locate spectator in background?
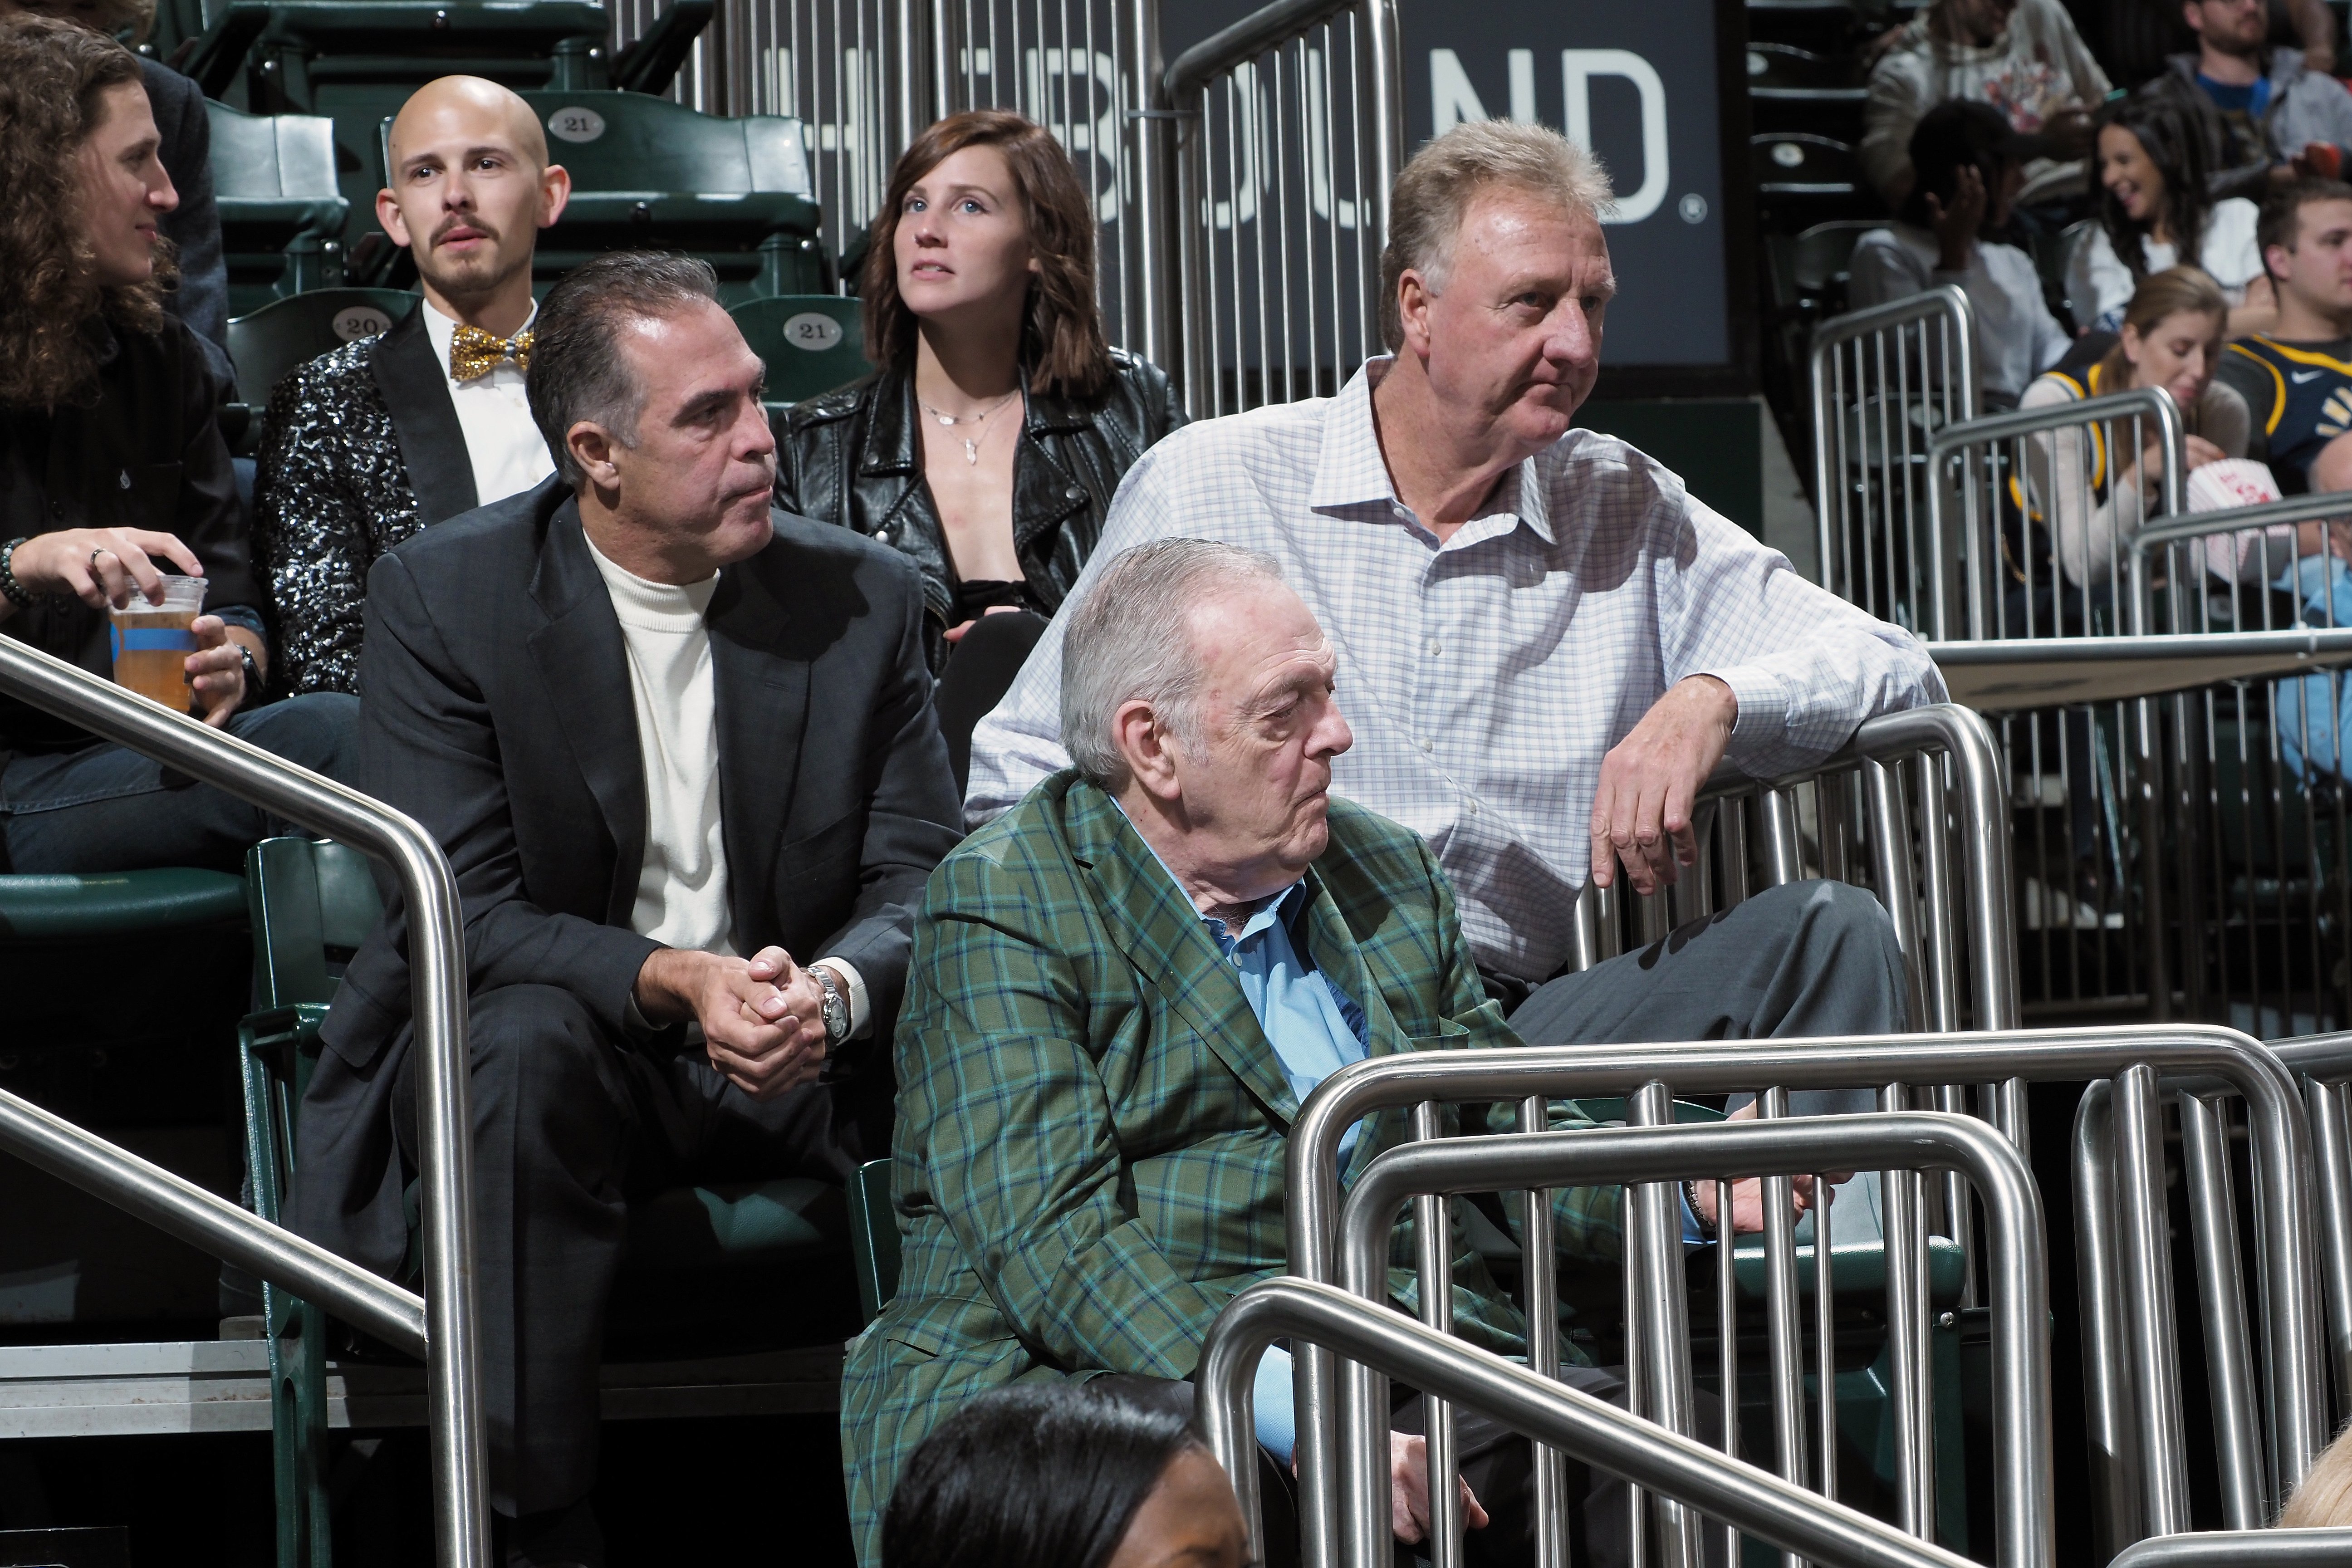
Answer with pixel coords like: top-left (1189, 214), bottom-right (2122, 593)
top-left (1861, 0), bottom-right (2108, 206)
top-left (2150, 0), bottom-right (2352, 204)
top-left (0, 16), bottom-right (353, 872)
top-left (2263, 421), bottom-right (2352, 784)
top-left (0, 0), bottom-right (230, 392)
top-left (2216, 177), bottom-right (2352, 488)
top-left (2069, 93), bottom-right (2274, 335)
top-left (2019, 266), bottom-right (2249, 591)
top-left (776, 110), bottom-right (1184, 791)
top-left (1851, 99), bottom-right (2070, 408)
top-left (253, 76), bottom-right (571, 697)
top-left (881, 1384), bottom-right (1248, 1568)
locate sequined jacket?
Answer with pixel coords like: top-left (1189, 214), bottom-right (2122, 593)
top-left (773, 351), bottom-right (1184, 673)
top-left (252, 301), bottom-right (482, 696)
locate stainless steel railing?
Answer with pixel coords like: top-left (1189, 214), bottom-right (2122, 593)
top-left (2108, 1529), bottom-right (2352, 1567)
top-left (1809, 289), bottom-right (1979, 640)
top-left (0, 637), bottom-right (484, 1568)
top-left (1285, 1028), bottom-right (2326, 1568)
top-left (1165, 0), bottom-right (1401, 419)
top-left (1196, 1276), bottom-right (1982, 1568)
top-left (1332, 1113), bottom-right (2050, 1568)
top-left (2273, 1030), bottom-right (2352, 1431)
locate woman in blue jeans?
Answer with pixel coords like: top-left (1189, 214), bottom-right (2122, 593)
top-left (0, 17), bottom-right (355, 873)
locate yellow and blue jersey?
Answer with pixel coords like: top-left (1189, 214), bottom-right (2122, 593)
top-left (2218, 334), bottom-right (2352, 489)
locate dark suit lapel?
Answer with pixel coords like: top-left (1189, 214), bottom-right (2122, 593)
top-left (524, 497), bottom-right (645, 923)
top-left (706, 516), bottom-right (810, 937)
top-left (1066, 784), bottom-right (1298, 1121)
top-left (370, 302), bottom-right (479, 525)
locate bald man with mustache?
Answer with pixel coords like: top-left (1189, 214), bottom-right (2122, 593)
top-left (253, 75), bottom-right (573, 695)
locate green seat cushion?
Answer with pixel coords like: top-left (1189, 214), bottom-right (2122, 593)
top-left (1729, 1233), bottom-right (1968, 1309)
top-left (0, 869), bottom-right (247, 939)
top-left (619, 1177), bottom-right (850, 1271)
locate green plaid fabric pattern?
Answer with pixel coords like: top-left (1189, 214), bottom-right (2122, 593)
top-left (839, 772), bottom-right (1624, 1561)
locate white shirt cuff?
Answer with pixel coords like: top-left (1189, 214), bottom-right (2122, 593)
top-left (811, 957), bottom-right (872, 1039)
top-left (1705, 667), bottom-right (1785, 747)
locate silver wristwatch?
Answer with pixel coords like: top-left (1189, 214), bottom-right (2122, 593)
top-left (810, 963), bottom-right (851, 1050)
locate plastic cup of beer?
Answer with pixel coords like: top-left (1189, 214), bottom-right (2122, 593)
top-left (108, 575), bottom-right (206, 712)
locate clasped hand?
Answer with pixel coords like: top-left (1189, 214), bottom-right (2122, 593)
top-left (633, 945), bottom-right (828, 1099)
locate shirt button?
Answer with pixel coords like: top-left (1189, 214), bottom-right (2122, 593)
top-left (1426, 639), bottom-right (1441, 658)
top-left (1467, 800), bottom-right (1480, 816)
top-left (1419, 737), bottom-right (1435, 753)
top-left (1065, 484), bottom-right (1084, 500)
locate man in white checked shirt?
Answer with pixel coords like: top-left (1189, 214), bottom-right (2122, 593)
top-left (966, 119), bottom-right (1946, 1117)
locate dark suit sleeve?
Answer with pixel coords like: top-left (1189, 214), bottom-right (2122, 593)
top-left (813, 550), bottom-right (964, 1041)
top-left (345, 551), bottom-right (660, 1039)
top-left (172, 324), bottom-right (265, 637)
top-left (142, 60), bottom-right (231, 391)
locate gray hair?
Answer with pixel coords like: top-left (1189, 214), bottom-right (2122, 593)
top-left (1379, 119), bottom-right (1614, 350)
top-left (526, 250), bottom-right (722, 486)
top-left (1060, 538), bottom-right (1286, 789)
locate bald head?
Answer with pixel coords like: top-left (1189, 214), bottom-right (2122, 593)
top-left (388, 75), bottom-right (548, 174)
top-left (378, 75), bottom-right (568, 327)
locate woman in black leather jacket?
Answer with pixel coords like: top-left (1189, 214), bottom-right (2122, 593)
top-left (774, 109), bottom-right (1184, 782)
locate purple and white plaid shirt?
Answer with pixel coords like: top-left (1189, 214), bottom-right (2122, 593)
top-left (965, 361), bottom-right (1947, 983)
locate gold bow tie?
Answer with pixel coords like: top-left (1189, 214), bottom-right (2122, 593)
top-left (450, 324), bottom-right (533, 382)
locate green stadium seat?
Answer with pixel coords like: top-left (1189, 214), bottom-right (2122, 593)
top-left (237, 836), bottom-right (858, 1561)
top-left (731, 295), bottom-right (871, 418)
top-left (204, 101), bottom-right (349, 314)
top-left (374, 92), bottom-right (827, 303)
top-left (0, 868), bottom-right (246, 939)
top-left (224, 287), bottom-right (415, 431)
top-left (848, 1157), bottom-right (899, 1325)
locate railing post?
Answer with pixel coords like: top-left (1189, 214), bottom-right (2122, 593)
top-left (1124, 0), bottom-right (1174, 371)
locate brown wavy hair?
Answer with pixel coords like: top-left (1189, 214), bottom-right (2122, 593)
top-left (0, 14), bottom-right (175, 412)
top-left (861, 110), bottom-right (1113, 400)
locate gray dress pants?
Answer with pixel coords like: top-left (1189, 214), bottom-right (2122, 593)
top-left (1501, 878), bottom-right (1911, 1115)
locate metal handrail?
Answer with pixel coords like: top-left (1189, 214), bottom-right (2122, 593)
top-left (1195, 1277), bottom-right (1980, 1568)
top-left (1332, 1113), bottom-right (2052, 1568)
top-left (1284, 1027), bottom-right (2324, 1568)
top-left (1808, 287), bottom-right (1977, 633)
top-left (2269, 1031), bottom-right (2352, 1439)
top-left (1163, 0), bottom-right (1358, 94)
top-left (0, 636), bottom-right (484, 1568)
top-left (1927, 386), bottom-right (2186, 641)
top-left (2108, 1530), bottom-right (2352, 1567)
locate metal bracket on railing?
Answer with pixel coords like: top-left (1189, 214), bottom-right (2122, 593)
top-left (0, 636), bottom-right (485, 1568)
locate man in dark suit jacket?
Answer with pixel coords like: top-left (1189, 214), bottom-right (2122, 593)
top-left (289, 251), bottom-right (962, 1568)
top-left (253, 75), bottom-right (572, 695)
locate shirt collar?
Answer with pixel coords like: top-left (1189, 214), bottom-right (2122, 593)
top-left (1308, 356), bottom-right (1558, 547)
top-left (1110, 799), bottom-right (1307, 946)
top-left (422, 297), bottom-right (540, 382)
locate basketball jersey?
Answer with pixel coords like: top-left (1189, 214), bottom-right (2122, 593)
top-left (2004, 337), bottom-right (2118, 602)
top-left (2220, 334), bottom-right (2352, 489)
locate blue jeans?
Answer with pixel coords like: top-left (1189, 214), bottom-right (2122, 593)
top-left (0, 692), bottom-right (360, 874)
top-left (2277, 556), bottom-right (2352, 784)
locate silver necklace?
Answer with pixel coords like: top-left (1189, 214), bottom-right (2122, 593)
top-left (917, 389), bottom-right (1019, 465)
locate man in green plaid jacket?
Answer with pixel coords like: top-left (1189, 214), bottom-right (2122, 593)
top-left (840, 541), bottom-right (1794, 1565)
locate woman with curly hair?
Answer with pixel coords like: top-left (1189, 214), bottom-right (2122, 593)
top-left (775, 110), bottom-right (1185, 788)
top-left (0, 14), bottom-right (353, 873)
top-left (0, 0), bottom-right (230, 386)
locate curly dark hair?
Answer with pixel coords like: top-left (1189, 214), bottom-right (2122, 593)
top-left (861, 110), bottom-right (1114, 401)
top-left (0, 14), bottom-right (175, 412)
top-left (2093, 91), bottom-right (2214, 284)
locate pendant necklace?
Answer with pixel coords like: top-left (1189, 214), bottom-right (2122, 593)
top-left (917, 389), bottom-right (1019, 465)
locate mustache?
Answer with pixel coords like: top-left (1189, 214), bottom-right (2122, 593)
top-left (431, 214), bottom-right (499, 248)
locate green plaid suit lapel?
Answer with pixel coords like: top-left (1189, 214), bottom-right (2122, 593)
top-left (1064, 782), bottom-right (1300, 1121)
top-left (1296, 869), bottom-right (1415, 1187)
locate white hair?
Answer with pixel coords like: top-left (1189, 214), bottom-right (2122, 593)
top-left (1059, 538), bottom-right (1286, 789)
